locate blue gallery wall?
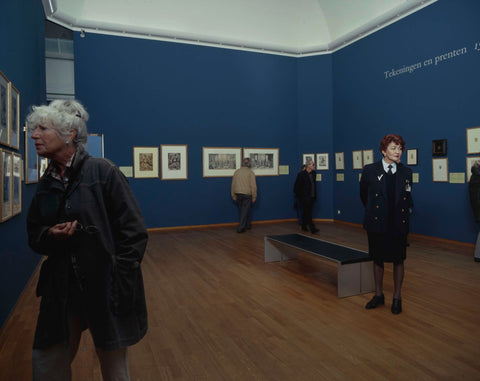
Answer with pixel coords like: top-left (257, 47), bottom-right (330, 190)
top-left (332, 0), bottom-right (480, 243)
top-left (74, 35), bottom-right (334, 228)
top-left (0, 1), bottom-right (46, 329)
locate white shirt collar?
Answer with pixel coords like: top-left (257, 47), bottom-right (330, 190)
top-left (382, 159), bottom-right (397, 174)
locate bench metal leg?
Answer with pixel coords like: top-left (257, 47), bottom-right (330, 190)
top-left (264, 238), bottom-right (299, 263)
top-left (337, 261), bottom-right (374, 297)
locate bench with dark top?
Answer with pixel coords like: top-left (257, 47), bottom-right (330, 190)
top-left (264, 234), bottom-right (374, 297)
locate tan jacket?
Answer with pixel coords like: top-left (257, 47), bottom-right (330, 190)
top-left (231, 166), bottom-right (257, 202)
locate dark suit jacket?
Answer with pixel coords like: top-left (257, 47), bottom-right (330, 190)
top-left (360, 161), bottom-right (413, 235)
top-left (294, 170), bottom-right (317, 200)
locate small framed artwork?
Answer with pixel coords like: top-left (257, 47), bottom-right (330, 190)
top-left (406, 149), bottom-right (418, 166)
top-left (362, 149), bottom-right (374, 166)
top-left (352, 150), bottom-right (363, 169)
top-left (432, 158), bottom-right (448, 182)
top-left (467, 127), bottom-right (480, 154)
top-left (432, 139), bottom-right (447, 156)
top-left (316, 153), bottom-right (329, 170)
top-left (133, 146), bottom-right (159, 179)
top-left (243, 148), bottom-right (279, 176)
top-left (302, 153), bottom-right (315, 166)
top-left (467, 156), bottom-right (480, 182)
top-left (1, 149), bottom-right (13, 222)
top-left (335, 152), bottom-right (344, 170)
top-left (39, 157), bottom-right (49, 178)
top-left (0, 71), bottom-right (9, 147)
top-left (12, 153), bottom-right (21, 216)
top-left (8, 83), bottom-right (19, 149)
top-left (203, 147), bottom-right (242, 177)
top-left (161, 144), bottom-right (188, 180)
top-left (25, 126), bottom-right (39, 183)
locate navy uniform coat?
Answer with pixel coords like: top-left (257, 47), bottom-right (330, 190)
top-left (360, 161), bottom-right (413, 236)
top-left (27, 148), bottom-right (148, 350)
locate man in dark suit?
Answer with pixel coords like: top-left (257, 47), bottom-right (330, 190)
top-left (294, 160), bottom-right (319, 233)
top-left (360, 134), bottom-right (413, 314)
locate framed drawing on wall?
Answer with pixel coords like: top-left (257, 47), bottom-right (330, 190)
top-left (335, 152), bottom-right (344, 170)
top-left (203, 147), bottom-right (241, 177)
top-left (467, 127), bottom-right (480, 154)
top-left (133, 146), bottom-right (159, 179)
top-left (432, 139), bottom-right (447, 156)
top-left (161, 144), bottom-right (188, 180)
top-left (362, 149), bottom-right (374, 166)
top-left (352, 150), bottom-right (363, 169)
top-left (406, 149), bottom-right (418, 166)
top-left (316, 153), bottom-right (329, 170)
top-left (432, 158), bottom-right (448, 182)
top-left (1, 149), bottom-right (13, 222)
top-left (25, 126), bottom-right (38, 183)
top-left (8, 83), bottom-right (19, 149)
top-left (12, 153), bottom-right (21, 216)
top-left (0, 71), bottom-right (9, 147)
top-left (39, 157), bottom-right (49, 178)
top-left (467, 156), bottom-right (480, 182)
top-left (243, 147), bottom-right (279, 176)
top-left (302, 153), bottom-right (315, 166)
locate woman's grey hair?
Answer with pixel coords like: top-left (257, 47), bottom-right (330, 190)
top-left (26, 99), bottom-right (89, 150)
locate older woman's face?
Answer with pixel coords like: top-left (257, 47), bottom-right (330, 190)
top-left (31, 123), bottom-right (68, 159)
top-left (382, 141), bottom-right (403, 164)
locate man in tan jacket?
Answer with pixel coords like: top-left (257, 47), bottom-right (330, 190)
top-left (231, 157), bottom-right (257, 233)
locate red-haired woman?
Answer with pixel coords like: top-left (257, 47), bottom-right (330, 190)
top-left (360, 134), bottom-right (413, 314)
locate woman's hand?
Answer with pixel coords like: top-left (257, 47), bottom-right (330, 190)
top-left (47, 220), bottom-right (78, 240)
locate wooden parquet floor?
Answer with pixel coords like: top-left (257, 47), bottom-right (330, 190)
top-left (1, 221), bottom-right (479, 380)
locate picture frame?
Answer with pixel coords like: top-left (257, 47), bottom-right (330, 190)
top-left (335, 152), bottom-right (344, 170)
top-left (1, 149), bottom-right (13, 222)
top-left (432, 139), bottom-right (447, 156)
top-left (25, 126), bottom-right (39, 184)
top-left (302, 153), bottom-right (315, 166)
top-left (161, 144), bottom-right (188, 180)
top-left (406, 149), bottom-right (418, 166)
top-left (8, 83), bottom-right (19, 149)
top-left (203, 147), bottom-right (242, 177)
top-left (467, 156), bottom-right (480, 182)
top-left (133, 146), bottom-right (159, 179)
top-left (352, 150), bottom-right (363, 169)
top-left (432, 158), bottom-right (448, 182)
top-left (362, 149), bottom-right (374, 166)
top-left (467, 127), bottom-right (480, 154)
top-left (0, 71), bottom-right (9, 147)
top-left (243, 147), bottom-right (279, 176)
top-left (316, 153), bottom-right (329, 170)
top-left (12, 153), bottom-right (21, 216)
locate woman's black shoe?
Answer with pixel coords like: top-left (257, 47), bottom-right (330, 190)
top-left (365, 294), bottom-right (385, 309)
top-left (391, 298), bottom-right (402, 314)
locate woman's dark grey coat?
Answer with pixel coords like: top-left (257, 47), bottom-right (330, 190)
top-left (27, 148), bottom-right (148, 350)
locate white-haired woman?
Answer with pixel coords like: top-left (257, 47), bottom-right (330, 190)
top-left (26, 100), bottom-right (148, 380)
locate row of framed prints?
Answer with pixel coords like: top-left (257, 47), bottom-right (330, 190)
top-left (0, 70), bottom-right (20, 150)
top-left (0, 149), bottom-right (21, 223)
top-left (133, 146), bottom-right (280, 179)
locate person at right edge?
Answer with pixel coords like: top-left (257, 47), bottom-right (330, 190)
top-left (360, 134), bottom-right (413, 314)
top-left (294, 160), bottom-right (319, 233)
top-left (468, 160), bottom-right (480, 262)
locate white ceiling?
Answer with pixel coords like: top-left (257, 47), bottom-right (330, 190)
top-left (42, 0), bottom-right (437, 56)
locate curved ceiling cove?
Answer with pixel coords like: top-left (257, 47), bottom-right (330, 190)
top-left (42, 0), bottom-right (437, 56)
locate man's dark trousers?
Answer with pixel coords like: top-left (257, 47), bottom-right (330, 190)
top-left (236, 193), bottom-right (252, 232)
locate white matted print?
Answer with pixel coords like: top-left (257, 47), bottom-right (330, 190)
top-left (0, 71), bottom-right (9, 147)
top-left (352, 150), bottom-right (363, 169)
top-left (1, 149), bottom-right (13, 222)
top-left (467, 156), bottom-right (480, 182)
top-left (161, 145), bottom-right (187, 180)
top-left (243, 148), bottom-right (279, 176)
top-left (467, 127), bottom-right (480, 154)
top-left (203, 147), bottom-right (241, 177)
top-left (316, 153), bottom-right (329, 170)
top-left (362, 149), bottom-right (374, 166)
top-left (8, 83), bottom-right (20, 149)
top-left (302, 153), bottom-right (315, 166)
top-left (133, 146), bottom-right (159, 179)
top-left (432, 158), bottom-right (448, 182)
top-left (12, 153), bottom-right (21, 216)
top-left (406, 149), bottom-right (418, 166)
top-left (335, 152), bottom-right (344, 170)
